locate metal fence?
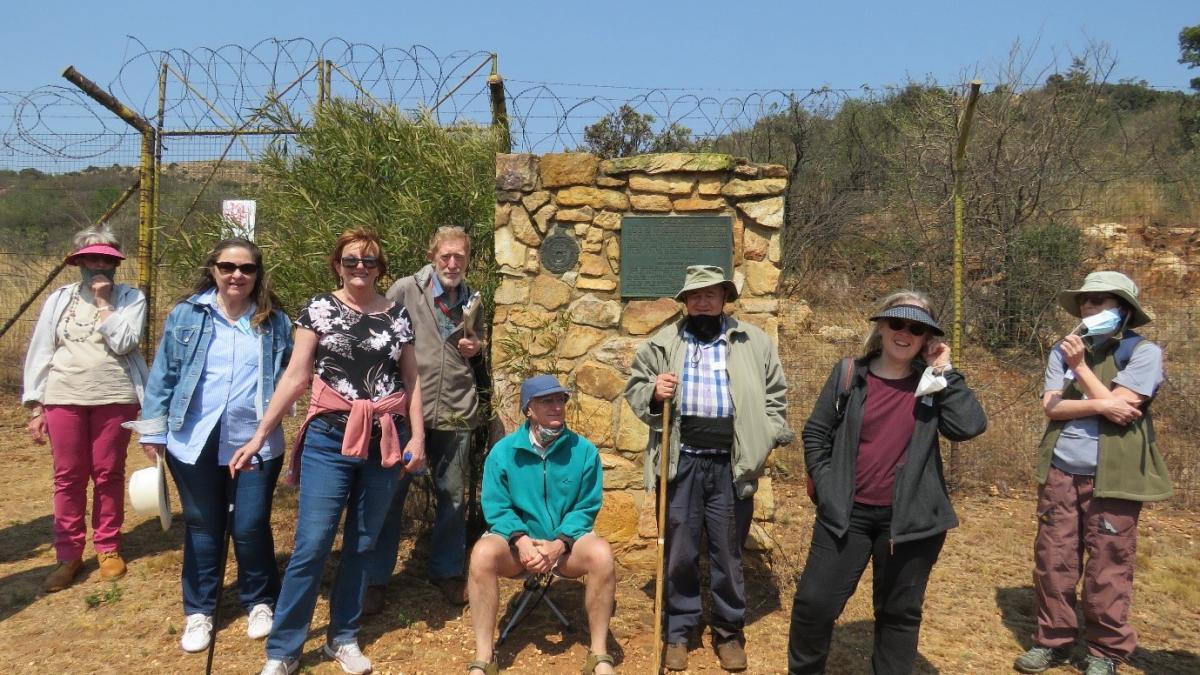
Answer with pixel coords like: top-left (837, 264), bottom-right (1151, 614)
top-left (2, 40), bottom-right (1196, 504)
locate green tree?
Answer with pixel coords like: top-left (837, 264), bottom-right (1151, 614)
top-left (581, 105), bottom-right (694, 158)
top-left (1179, 24), bottom-right (1200, 91)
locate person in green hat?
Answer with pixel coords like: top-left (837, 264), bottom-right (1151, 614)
top-left (625, 264), bottom-right (791, 672)
top-left (1014, 271), bottom-right (1171, 675)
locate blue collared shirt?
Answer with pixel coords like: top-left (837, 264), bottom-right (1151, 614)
top-left (429, 273), bottom-right (470, 340)
top-left (145, 290), bottom-right (281, 465)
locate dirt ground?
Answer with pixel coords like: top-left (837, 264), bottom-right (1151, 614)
top-left (1, 396), bottom-right (1197, 675)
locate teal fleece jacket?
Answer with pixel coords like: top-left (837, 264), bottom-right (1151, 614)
top-left (482, 422), bottom-right (603, 545)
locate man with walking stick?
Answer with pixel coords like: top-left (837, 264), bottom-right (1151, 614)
top-left (624, 265), bottom-right (791, 672)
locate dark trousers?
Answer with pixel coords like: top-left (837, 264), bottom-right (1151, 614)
top-left (788, 503), bottom-right (945, 675)
top-left (663, 452), bottom-right (754, 643)
top-left (165, 426), bottom-right (283, 616)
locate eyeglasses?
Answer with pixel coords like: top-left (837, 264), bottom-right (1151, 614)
top-left (1079, 293), bottom-right (1116, 306)
top-left (340, 256), bottom-right (379, 269)
top-left (532, 394), bottom-right (569, 407)
top-left (885, 318), bottom-right (929, 336)
top-left (213, 262), bottom-right (259, 275)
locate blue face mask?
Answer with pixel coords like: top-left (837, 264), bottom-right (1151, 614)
top-left (533, 423), bottom-right (564, 447)
top-left (1077, 307), bottom-right (1124, 338)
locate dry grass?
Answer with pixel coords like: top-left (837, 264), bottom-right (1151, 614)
top-left (0, 391), bottom-right (1197, 674)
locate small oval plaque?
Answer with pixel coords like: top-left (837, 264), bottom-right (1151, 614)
top-left (540, 228), bottom-right (580, 274)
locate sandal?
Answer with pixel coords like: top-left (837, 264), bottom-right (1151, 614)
top-left (581, 652), bottom-right (615, 674)
top-left (467, 659), bottom-right (499, 675)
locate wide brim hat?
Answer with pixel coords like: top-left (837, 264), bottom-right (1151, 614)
top-left (674, 264), bottom-right (739, 302)
top-left (1056, 271), bottom-right (1152, 328)
top-left (868, 303), bottom-right (945, 336)
top-left (64, 243), bottom-right (125, 266)
top-left (128, 453), bottom-right (172, 531)
top-left (520, 374), bottom-right (571, 413)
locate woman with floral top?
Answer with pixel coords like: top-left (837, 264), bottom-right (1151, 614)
top-left (231, 229), bottom-right (425, 675)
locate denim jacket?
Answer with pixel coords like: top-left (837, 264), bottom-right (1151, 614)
top-left (141, 292), bottom-right (293, 435)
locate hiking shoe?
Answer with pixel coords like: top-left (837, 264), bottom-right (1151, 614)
top-left (97, 551), bottom-right (127, 581)
top-left (715, 637), bottom-right (748, 672)
top-left (259, 657), bottom-right (300, 675)
top-left (247, 603), bottom-right (273, 640)
top-left (1014, 645), bottom-right (1071, 673)
top-left (43, 558), bottom-right (83, 592)
top-left (324, 641), bottom-right (372, 674)
top-left (180, 613), bottom-right (213, 653)
top-left (663, 642), bottom-right (688, 671)
top-left (362, 585), bottom-right (386, 616)
top-left (433, 576), bottom-right (468, 606)
top-left (1085, 655), bottom-right (1118, 675)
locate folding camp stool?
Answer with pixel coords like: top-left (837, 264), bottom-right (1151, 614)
top-left (496, 572), bottom-right (572, 646)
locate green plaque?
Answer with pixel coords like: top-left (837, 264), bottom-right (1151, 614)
top-left (620, 215), bottom-right (733, 298)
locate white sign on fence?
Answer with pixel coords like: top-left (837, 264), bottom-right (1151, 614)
top-left (221, 200), bottom-right (257, 239)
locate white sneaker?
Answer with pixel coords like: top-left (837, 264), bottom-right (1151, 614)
top-left (247, 603), bottom-right (274, 640)
top-left (179, 613), bottom-right (213, 653)
top-left (258, 657), bottom-right (300, 675)
top-left (324, 641), bottom-right (372, 674)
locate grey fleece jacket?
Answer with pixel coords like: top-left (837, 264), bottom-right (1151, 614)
top-left (385, 264), bottom-right (485, 431)
top-left (803, 356), bottom-right (987, 544)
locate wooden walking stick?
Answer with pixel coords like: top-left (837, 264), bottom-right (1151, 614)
top-left (651, 399), bottom-right (672, 674)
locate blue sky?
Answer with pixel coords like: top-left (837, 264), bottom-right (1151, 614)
top-left (2, 0), bottom-right (1197, 162)
top-left (4, 0), bottom-right (1195, 92)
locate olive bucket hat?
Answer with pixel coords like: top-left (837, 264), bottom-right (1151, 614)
top-left (1056, 271), bottom-right (1153, 328)
top-left (674, 265), bottom-right (739, 302)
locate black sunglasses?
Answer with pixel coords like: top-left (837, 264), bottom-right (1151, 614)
top-left (340, 256), bottom-right (379, 269)
top-left (885, 317), bottom-right (929, 336)
top-left (213, 262), bottom-right (259, 275)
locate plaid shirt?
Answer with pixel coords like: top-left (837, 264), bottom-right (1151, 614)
top-left (679, 319), bottom-right (734, 455)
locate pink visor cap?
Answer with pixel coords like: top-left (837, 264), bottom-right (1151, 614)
top-left (65, 243), bottom-right (125, 265)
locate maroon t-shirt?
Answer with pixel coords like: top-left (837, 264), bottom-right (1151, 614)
top-left (854, 370), bottom-right (919, 506)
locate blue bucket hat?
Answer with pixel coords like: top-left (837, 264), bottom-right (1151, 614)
top-left (520, 375), bottom-right (570, 413)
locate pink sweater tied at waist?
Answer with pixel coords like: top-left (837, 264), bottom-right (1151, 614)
top-left (285, 376), bottom-right (409, 486)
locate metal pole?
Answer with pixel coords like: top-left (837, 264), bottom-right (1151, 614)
top-left (488, 54), bottom-right (511, 153)
top-left (316, 58), bottom-right (327, 110)
top-left (61, 66), bottom-right (154, 135)
top-left (949, 80), bottom-right (981, 489)
top-left (149, 60), bottom-right (168, 353)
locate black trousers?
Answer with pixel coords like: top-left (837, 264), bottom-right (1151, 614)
top-left (787, 503), bottom-right (945, 674)
top-left (663, 452), bottom-right (755, 643)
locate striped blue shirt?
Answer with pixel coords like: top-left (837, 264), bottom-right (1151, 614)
top-left (679, 319), bottom-right (734, 455)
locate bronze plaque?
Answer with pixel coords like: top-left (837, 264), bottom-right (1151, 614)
top-left (540, 228), bottom-right (579, 274)
top-left (620, 215), bottom-right (733, 298)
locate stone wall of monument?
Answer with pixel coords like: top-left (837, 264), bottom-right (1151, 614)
top-left (491, 151), bottom-right (787, 569)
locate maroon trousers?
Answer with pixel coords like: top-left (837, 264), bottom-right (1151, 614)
top-left (1033, 466), bottom-right (1142, 661)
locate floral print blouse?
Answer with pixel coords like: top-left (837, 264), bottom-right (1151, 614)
top-left (296, 293), bottom-right (414, 401)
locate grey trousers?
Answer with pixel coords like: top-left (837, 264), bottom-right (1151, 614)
top-left (663, 452), bottom-right (754, 643)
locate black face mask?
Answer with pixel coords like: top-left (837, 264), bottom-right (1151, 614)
top-left (686, 314), bottom-right (723, 342)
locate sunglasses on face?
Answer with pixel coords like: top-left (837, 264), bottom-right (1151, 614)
top-left (885, 317), bottom-right (929, 336)
top-left (213, 262), bottom-right (259, 275)
top-left (1079, 293), bottom-right (1117, 306)
top-left (340, 256), bottom-right (379, 269)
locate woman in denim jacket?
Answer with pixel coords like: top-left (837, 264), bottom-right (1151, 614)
top-left (137, 238), bottom-right (293, 655)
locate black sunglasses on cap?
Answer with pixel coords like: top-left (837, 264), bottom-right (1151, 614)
top-left (885, 317), bottom-right (929, 336)
top-left (340, 256), bottom-right (379, 269)
top-left (213, 262), bottom-right (259, 275)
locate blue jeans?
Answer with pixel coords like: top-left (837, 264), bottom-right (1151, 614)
top-left (166, 426), bottom-right (282, 616)
top-left (266, 417), bottom-right (400, 659)
top-left (368, 427), bottom-right (470, 584)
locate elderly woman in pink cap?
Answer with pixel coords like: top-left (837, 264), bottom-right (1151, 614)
top-left (22, 225), bottom-right (148, 592)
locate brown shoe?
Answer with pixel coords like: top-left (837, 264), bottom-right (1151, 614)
top-left (715, 637), bottom-right (748, 672)
top-left (97, 551), bottom-right (127, 581)
top-left (43, 559), bottom-right (84, 592)
top-left (433, 577), bottom-right (468, 606)
top-left (362, 585), bottom-right (386, 616)
top-left (663, 642), bottom-right (688, 671)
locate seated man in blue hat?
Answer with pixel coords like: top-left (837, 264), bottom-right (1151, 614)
top-left (465, 374), bottom-right (616, 675)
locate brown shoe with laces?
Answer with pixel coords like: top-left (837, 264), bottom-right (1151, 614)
top-left (97, 551), bottom-right (127, 581)
top-left (663, 642), bottom-right (688, 671)
top-left (715, 637), bottom-right (748, 671)
top-left (43, 558), bottom-right (84, 592)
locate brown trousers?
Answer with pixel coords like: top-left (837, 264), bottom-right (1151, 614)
top-left (1033, 466), bottom-right (1142, 661)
